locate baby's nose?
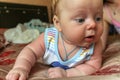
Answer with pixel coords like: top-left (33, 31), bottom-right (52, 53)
top-left (87, 20), bottom-right (96, 29)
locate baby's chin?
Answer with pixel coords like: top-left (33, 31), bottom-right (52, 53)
top-left (78, 42), bottom-right (93, 48)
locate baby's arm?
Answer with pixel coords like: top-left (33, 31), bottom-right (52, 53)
top-left (66, 39), bottom-right (103, 77)
top-left (6, 33), bottom-right (45, 80)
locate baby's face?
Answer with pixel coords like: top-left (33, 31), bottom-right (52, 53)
top-left (55, 0), bottom-right (103, 47)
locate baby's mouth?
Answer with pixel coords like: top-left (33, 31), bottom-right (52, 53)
top-left (84, 35), bottom-right (95, 42)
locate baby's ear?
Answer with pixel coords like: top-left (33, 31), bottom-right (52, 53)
top-left (53, 15), bottom-right (62, 32)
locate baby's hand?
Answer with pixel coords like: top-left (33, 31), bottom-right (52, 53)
top-left (48, 67), bottom-right (67, 78)
top-left (6, 68), bottom-right (28, 80)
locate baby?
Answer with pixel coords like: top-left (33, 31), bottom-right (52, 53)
top-left (6, 0), bottom-right (103, 79)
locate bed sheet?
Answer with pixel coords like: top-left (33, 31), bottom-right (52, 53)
top-left (0, 29), bottom-right (120, 80)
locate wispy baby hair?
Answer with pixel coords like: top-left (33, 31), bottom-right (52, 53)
top-left (51, 0), bottom-right (60, 15)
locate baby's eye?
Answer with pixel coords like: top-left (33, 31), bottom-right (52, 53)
top-left (95, 17), bottom-right (102, 22)
top-left (75, 18), bottom-right (85, 23)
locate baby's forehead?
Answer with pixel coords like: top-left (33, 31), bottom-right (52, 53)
top-left (56, 0), bottom-right (102, 17)
top-left (59, 0), bottom-right (102, 10)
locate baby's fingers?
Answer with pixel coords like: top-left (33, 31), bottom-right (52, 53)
top-left (6, 72), bottom-right (20, 80)
top-left (6, 68), bottom-right (28, 80)
top-left (19, 74), bottom-right (27, 80)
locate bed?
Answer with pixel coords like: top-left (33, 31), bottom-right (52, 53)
top-left (0, 2), bottom-right (120, 80)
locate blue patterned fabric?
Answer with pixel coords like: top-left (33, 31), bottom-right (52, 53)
top-left (43, 27), bottom-right (94, 70)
